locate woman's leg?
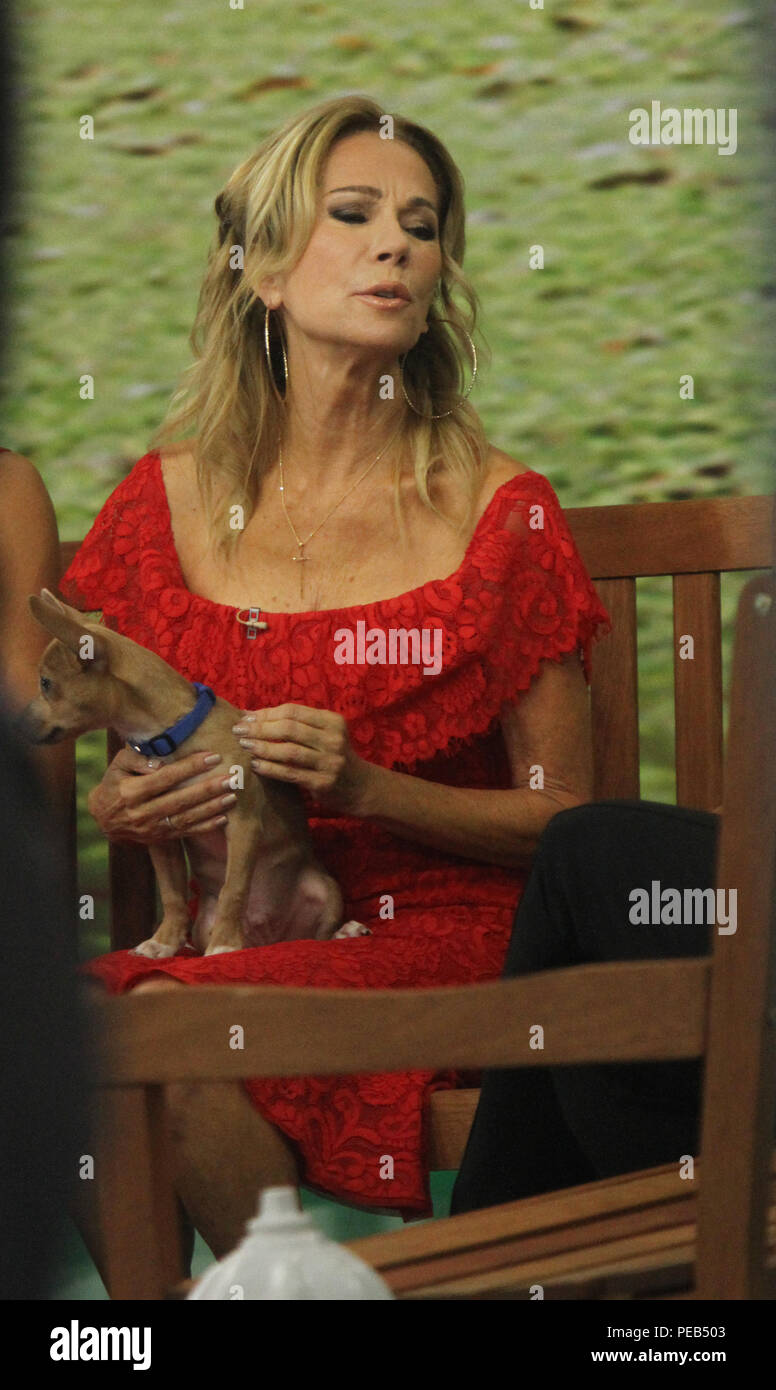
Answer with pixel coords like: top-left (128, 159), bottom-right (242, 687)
top-left (450, 800), bottom-right (718, 1215)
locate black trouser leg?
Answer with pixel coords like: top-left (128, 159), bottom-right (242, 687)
top-left (450, 800), bottom-right (718, 1215)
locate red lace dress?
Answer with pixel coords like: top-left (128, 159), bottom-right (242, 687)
top-left (59, 449), bottom-right (610, 1220)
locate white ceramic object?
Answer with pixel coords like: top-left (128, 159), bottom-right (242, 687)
top-left (187, 1186), bottom-right (395, 1300)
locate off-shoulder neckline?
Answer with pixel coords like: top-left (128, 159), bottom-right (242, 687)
top-left (149, 449), bottom-right (541, 621)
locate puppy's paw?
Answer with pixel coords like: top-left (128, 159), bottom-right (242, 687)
top-left (131, 938), bottom-right (179, 959)
top-left (333, 920), bottom-right (372, 939)
top-left (203, 942), bottom-right (241, 956)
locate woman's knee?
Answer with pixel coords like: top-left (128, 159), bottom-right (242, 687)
top-left (536, 799), bottom-right (684, 874)
top-left (538, 799), bottom-right (719, 895)
top-left (130, 975), bottom-right (188, 995)
top-left (541, 799), bottom-right (719, 855)
top-left (536, 801), bottom-right (619, 867)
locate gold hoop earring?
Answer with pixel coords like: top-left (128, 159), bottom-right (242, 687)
top-left (399, 322), bottom-right (477, 420)
top-left (264, 305), bottom-right (288, 402)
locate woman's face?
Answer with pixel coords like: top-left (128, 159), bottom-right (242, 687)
top-left (264, 129), bottom-right (444, 368)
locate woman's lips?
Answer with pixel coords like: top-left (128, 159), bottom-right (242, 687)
top-left (355, 293), bottom-right (412, 309)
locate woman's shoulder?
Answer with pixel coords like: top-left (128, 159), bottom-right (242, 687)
top-left (156, 437), bottom-right (195, 473)
top-left (84, 444), bottom-right (185, 524)
top-left (156, 438), bottom-right (208, 516)
top-left (156, 437), bottom-right (202, 485)
top-left (0, 449), bottom-right (55, 508)
top-left (471, 446), bottom-right (552, 526)
top-left (0, 451), bottom-right (59, 552)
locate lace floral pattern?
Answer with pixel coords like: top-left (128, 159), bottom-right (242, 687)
top-left (60, 450), bottom-right (610, 1219)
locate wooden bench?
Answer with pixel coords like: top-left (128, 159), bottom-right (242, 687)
top-left (62, 492), bottom-right (775, 1297)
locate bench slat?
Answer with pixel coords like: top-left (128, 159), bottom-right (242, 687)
top-left (673, 572), bottom-right (723, 811)
top-left (590, 577), bottom-right (639, 800)
top-left (87, 958), bottom-right (710, 1084)
top-left (565, 494), bottom-right (773, 579)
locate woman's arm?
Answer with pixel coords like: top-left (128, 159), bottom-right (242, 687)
top-left (0, 452), bottom-right (75, 823)
top-left (236, 648), bottom-right (593, 871)
top-left (354, 649), bottom-right (592, 869)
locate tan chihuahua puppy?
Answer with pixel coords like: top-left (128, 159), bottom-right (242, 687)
top-left (17, 589), bottom-right (368, 957)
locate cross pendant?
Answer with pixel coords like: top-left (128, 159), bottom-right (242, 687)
top-left (292, 549), bottom-right (308, 601)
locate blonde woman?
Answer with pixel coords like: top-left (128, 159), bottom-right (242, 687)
top-left (61, 95), bottom-right (610, 1260)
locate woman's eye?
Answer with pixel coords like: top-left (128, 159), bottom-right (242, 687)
top-left (330, 208), bottom-right (436, 239)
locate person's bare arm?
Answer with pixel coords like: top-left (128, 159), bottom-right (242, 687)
top-left (353, 648), bottom-right (592, 869)
top-left (0, 452), bottom-right (75, 822)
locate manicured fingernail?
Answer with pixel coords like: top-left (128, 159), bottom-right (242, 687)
top-left (203, 754), bottom-right (222, 765)
top-left (232, 724), bottom-right (247, 734)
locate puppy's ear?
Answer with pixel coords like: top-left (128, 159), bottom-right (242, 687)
top-left (28, 589), bottom-right (107, 666)
top-left (38, 586), bottom-right (65, 610)
top-left (34, 587), bottom-right (99, 624)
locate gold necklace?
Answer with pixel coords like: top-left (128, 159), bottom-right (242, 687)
top-left (278, 425), bottom-right (402, 603)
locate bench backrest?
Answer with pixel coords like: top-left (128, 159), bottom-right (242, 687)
top-left (565, 494), bottom-right (773, 809)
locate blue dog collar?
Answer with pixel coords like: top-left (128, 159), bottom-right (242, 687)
top-left (127, 681), bottom-right (217, 758)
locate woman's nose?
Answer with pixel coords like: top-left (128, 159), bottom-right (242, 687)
top-left (371, 218), bottom-right (412, 259)
top-left (376, 249), bottom-right (409, 268)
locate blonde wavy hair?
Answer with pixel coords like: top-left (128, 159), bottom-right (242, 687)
top-left (150, 93), bottom-right (492, 563)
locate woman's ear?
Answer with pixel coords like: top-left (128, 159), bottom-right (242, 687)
top-left (256, 274), bottom-right (283, 310)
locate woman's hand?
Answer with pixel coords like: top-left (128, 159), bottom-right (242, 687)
top-left (232, 704), bottom-right (373, 815)
top-left (87, 746), bottom-right (236, 845)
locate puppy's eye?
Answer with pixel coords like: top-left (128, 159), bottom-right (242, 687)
top-left (40, 675), bottom-right (51, 693)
